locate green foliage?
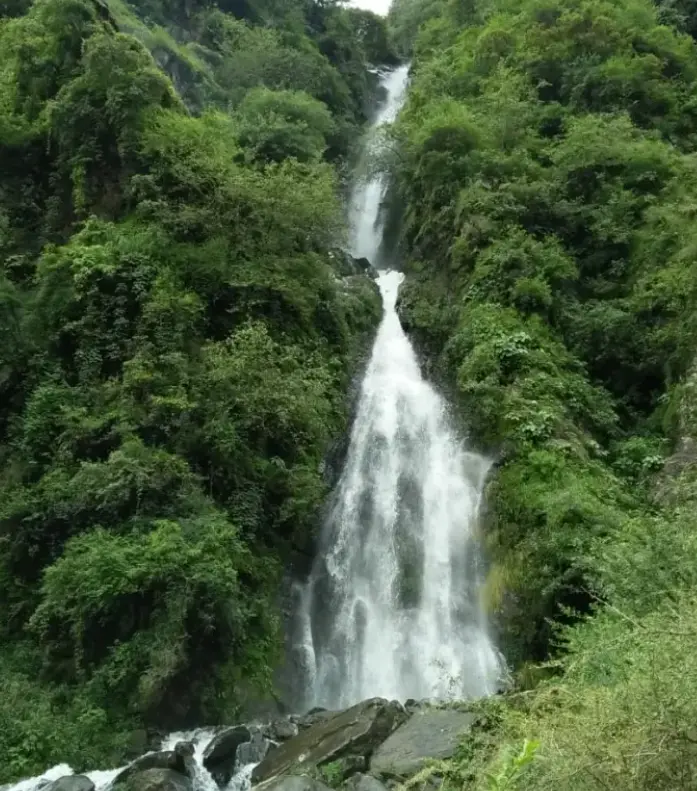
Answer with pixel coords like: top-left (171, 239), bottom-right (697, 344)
top-left (234, 87), bottom-right (336, 164)
top-left (387, 0), bottom-right (444, 56)
top-left (0, 644), bottom-right (134, 780)
top-left (30, 513), bottom-right (277, 720)
top-left (391, 0), bottom-right (697, 787)
top-left (318, 760), bottom-right (345, 788)
top-left (0, 0), bottom-right (384, 779)
top-left (484, 739), bottom-right (539, 790)
top-left (393, 0), bottom-right (697, 656)
top-left (118, 0), bottom-right (397, 154)
top-left (348, 7), bottom-right (399, 65)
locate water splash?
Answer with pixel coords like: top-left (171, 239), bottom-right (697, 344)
top-left (296, 66), bottom-right (502, 709)
top-left (4, 764), bottom-right (124, 791)
top-left (161, 730), bottom-right (219, 791)
top-left (4, 729), bottom-right (259, 791)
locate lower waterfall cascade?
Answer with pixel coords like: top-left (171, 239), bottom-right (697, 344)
top-left (295, 272), bottom-right (502, 710)
top-left (5, 64), bottom-right (501, 791)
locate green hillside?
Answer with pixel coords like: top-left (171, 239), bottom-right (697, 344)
top-left (388, 0), bottom-right (697, 787)
top-left (0, 0), bottom-right (392, 779)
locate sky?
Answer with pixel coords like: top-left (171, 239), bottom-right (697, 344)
top-left (348, 0), bottom-right (393, 15)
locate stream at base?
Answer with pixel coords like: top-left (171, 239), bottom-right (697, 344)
top-left (6, 728), bottom-right (264, 791)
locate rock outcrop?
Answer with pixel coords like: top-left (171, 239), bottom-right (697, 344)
top-left (237, 730), bottom-right (275, 767)
top-left (252, 698), bottom-right (407, 784)
top-left (370, 709), bottom-right (475, 778)
top-left (203, 725), bottom-right (252, 786)
top-left (114, 769), bottom-right (191, 791)
top-left (290, 709), bottom-right (336, 732)
top-left (45, 777), bottom-right (95, 791)
top-left (113, 748), bottom-right (193, 788)
top-left (265, 719), bottom-right (300, 742)
top-left (328, 250), bottom-right (378, 280)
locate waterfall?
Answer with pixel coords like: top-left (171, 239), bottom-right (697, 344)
top-left (296, 66), bottom-right (502, 710)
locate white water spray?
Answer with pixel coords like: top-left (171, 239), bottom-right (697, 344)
top-left (297, 66), bottom-right (501, 709)
top-left (5, 729), bottom-right (264, 791)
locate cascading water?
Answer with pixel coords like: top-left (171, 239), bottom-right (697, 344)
top-left (348, 66), bottom-right (408, 266)
top-left (6, 727), bottom-right (271, 791)
top-left (296, 65), bottom-right (502, 710)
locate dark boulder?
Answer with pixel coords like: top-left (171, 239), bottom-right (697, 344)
top-left (328, 250), bottom-right (378, 280)
top-left (113, 750), bottom-right (192, 788)
top-left (252, 698), bottom-right (408, 784)
top-left (237, 730), bottom-right (274, 766)
top-left (352, 257), bottom-right (377, 278)
top-left (45, 777), bottom-right (95, 791)
top-left (114, 769), bottom-right (191, 791)
top-left (265, 719), bottom-right (299, 742)
top-left (173, 742), bottom-right (196, 777)
top-left (202, 725), bottom-right (252, 786)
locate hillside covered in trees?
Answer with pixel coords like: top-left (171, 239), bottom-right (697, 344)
top-left (388, 0), bottom-right (697, 787)
top-left (5, 0), bottom-right (697, 783)
top-left (0, 0), bottom-right (395, 779)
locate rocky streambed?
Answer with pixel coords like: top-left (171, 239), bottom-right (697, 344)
top-left (13, 699), bottom-right (476, 791)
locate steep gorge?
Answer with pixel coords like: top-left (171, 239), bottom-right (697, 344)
top-left (3, 0), bottom-right (697, 788)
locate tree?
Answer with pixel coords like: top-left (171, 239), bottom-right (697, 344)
top-left (235, 87), bottom-right (335, 163)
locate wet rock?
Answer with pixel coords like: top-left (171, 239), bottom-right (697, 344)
top-left (343, 774), bottom-right (388, 791)
top-left (329, 250), bottom-right (376, 279)
top-left (174, 742), bottom-right (196, 776)
top-left (252, 698), bottom-right (408, 784)
top-left (255, 776), bottom-right (333, 791)
top-left (266, 719), bottom-right (299, 742)
top-left (114, 750), bottom-right (192, 787)
top-left (175, 742), bottom-right (195, 760)
top-left (237, 730), bottom-right (274, 765)
top-left (45, 777), bottom-right (95, 791)
top-left (370, 709), bottom-right (475, 778)
top-left (114, 768), bottom-right (191, 791)
top-left (291, 709), bottom-right (336, 732)
top-left (403, 700), bottom-right (429, 715)
top-left (352, 257), bottom-right (378, 279)
top-left (203, 725), bottom-right (252, 786)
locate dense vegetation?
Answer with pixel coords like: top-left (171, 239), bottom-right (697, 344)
top-left (0, 0), bottom-right (393, 779)
top-left (389, 0), bottom-right (697, 787)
